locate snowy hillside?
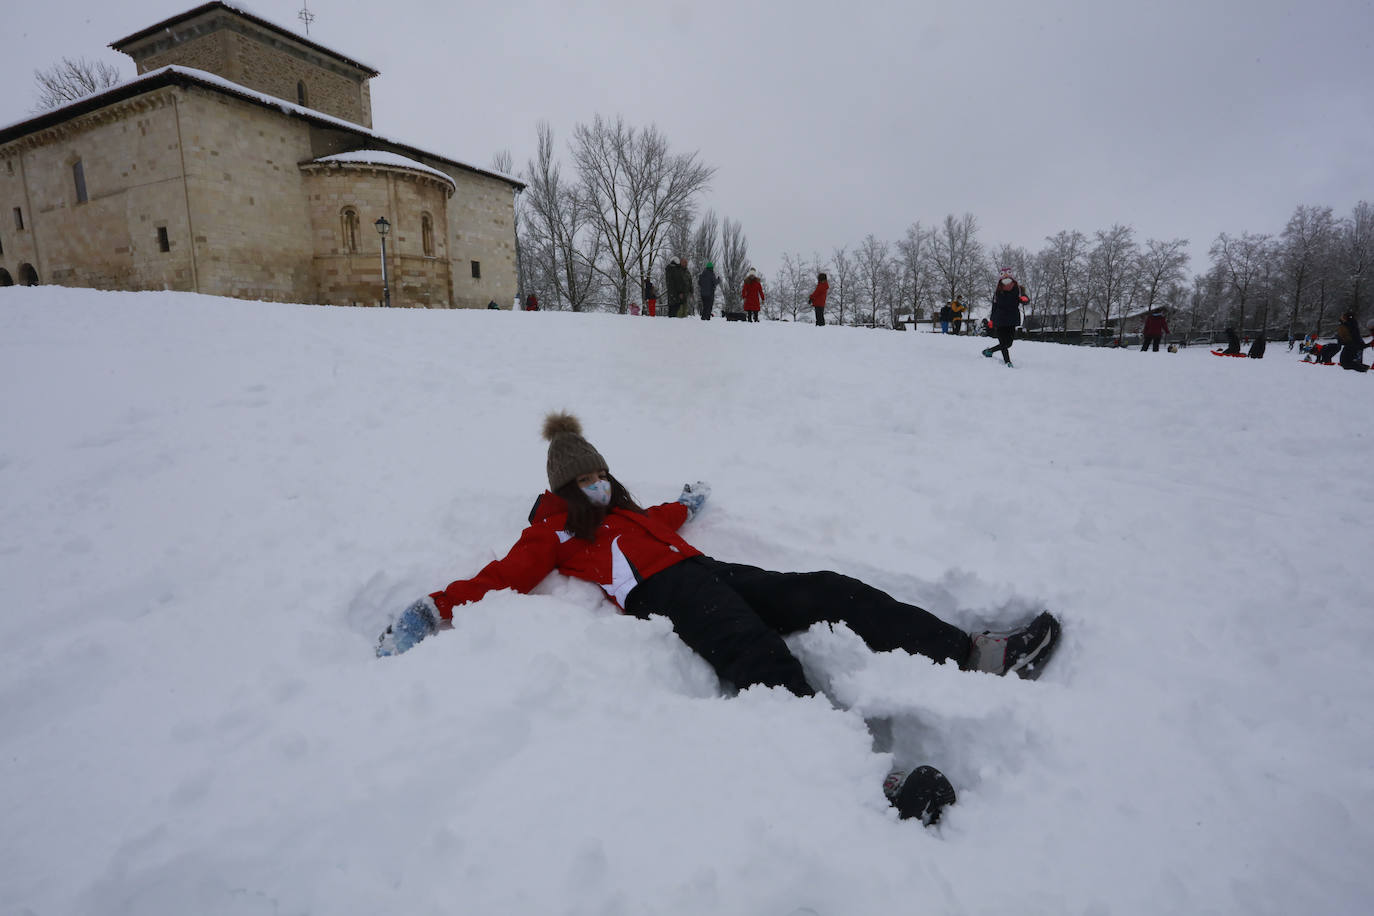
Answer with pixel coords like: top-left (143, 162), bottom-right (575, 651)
top-left (2, 288), bottom-right (1371, 916)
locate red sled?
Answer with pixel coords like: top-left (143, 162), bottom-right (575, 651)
top-left (1210, 349), bottom-right (1248, 358)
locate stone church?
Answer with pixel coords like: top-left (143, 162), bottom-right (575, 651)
top-left (0, 2), bottom-right (523, 308)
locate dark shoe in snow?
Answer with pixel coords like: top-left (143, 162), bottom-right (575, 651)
top-left (967, 611), bottom-right (1062, 680)
top-left (884, 766), bottom-right (957, 826)
top-left (981, 347), bottom-right (994, 358)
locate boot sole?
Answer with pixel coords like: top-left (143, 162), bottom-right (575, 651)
top-left (1008, 612), bottom-right (1062, 680)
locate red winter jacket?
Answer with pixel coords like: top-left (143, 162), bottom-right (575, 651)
top-left (429, 492), bottom-right (700, 617)
top-left (808, 280), bottom-right (829, 309)
top-left (741, 277), bottom-right (765, 312)
top-left (1143, 312), bottom-right (1168, 336)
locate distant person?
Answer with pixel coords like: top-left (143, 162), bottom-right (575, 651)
top-left (808, 272), bottom-right (829, 326)
top-left (697, 261), bottom-right (719, 320)
top-left (938, 302), bottom-right (953, 334)
top-left (1248, 333), bottom-right (1266, 359)
top-left (1141, 308), bottom-right (1168, 351)
top-left (665, 257), bottom-right (692, 318)
top-left (1335, 310), bottom-right (1368, 371)
top-left (741, 268), bottom-right (765, 322)
top-left (642, 276), bottom-right (659, 318)
top-left (1222, 327), bottom-right (1242, 355)
top-left (982, 274), bottom-right (1027, 367)
top-left (525, 293), bottom-right (539, 312)
top-left (950, 297), bottom-right (966, 335)
top-left (628, 301), bottom-right (641, 317)
top-left (376, 412), bottom-right (1064, 826)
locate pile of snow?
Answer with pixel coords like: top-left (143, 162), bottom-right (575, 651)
top-left (1, 288), bottom-right (1370, 915)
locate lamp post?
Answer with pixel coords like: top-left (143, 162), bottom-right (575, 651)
top-left (374, 216), bottom-right (392, 308)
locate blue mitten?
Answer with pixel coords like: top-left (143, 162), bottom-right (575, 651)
top-left (678, 481), bottom-right (711, 521)
top-left (376, 596), bottom-right (440, 657)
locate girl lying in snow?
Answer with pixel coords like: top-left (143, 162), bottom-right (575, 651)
top-left (377, 412), bottom-right (1061, 823)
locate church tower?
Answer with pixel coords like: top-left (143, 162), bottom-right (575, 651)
top-left (110, 1), bottom-right (377, 128)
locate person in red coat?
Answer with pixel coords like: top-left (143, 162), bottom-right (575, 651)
top-left (808, 272), bottom-right (830, 326)
top-left (375, 411), bottom-right (1063, 825)
top-left (1140, 308), bottom-right (1168, 351)
top-left (740, 268), bottom-right (765, 322)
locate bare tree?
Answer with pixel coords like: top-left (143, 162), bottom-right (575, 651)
top-left (691, 210), bottom-right (720, 274)
top-left (571, 116), bottom-right (715, 313)
top-left (931, 213), bottom-right (986, 307)
top-left (1279, 204), bottom-right (1335, 338)
top-left (854, 235), bottom-right (891, 327)
top-left (1086, 224), bottom-right (1138, 337)
top-left (1137, 238), bottom-right (1190, 315)
top-left (895, 223), bottom-right (934, 324)
top-left (1040, 230), bottom-right (1089, 331)
top-left (830, 246), bottom-right (854, 326)
top-left (1209, 231), bottom-right (1273, 332)
top-left (1337, 200), bottom-right (1373, 316)
top-left (719, 218), bottom-right (749, 312)
top-left (33, 57), bottom-right (122, 111)
top-left (523, 122), bottom-right (601, 312)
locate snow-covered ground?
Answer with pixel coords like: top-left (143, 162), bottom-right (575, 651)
top-left (2, 288), bottom-right (1371, 916)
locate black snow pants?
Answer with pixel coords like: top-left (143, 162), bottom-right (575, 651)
top-left (986, 327), bottom-right (1016, 361)
top-left (624, 556), bottom-right (972, 697)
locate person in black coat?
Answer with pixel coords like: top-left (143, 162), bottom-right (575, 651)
top-left (982, 275), bottom-right (1026, 366)
top-left (1335, 311), bottom-right (1369, 371)
top-left (697, 261), bottom-right (718, 320)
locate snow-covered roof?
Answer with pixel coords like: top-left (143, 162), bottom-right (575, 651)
top-left (0, 66), bottom-right (522, 190)
top-left (308, 151), bottom-right (457, 192)
top-left (110, 2), bottom-right (379, 77)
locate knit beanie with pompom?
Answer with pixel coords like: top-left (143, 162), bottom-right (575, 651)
top-left (543, 412), bottom-right (609, 491)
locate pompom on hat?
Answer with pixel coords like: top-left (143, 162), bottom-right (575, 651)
top-left (543, 412), bottom-right (609, 491)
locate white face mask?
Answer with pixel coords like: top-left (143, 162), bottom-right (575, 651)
top-left (580, 478), bottom-right (612, 507)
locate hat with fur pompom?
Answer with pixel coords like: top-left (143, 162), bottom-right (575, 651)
top-left (543, 412), bottom-right (609, 491)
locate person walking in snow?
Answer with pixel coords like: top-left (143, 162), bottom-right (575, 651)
top-left (376, 412), bottom-right (1061, 824)
top-left (1222, 327), bottom-right (1242, 355)
top-left (1335, 310), bottom-right (1368, 372)
top-left (642, 276), bottom-right (659, 318)
top-left (982, 274), bottom-right (1027, 366)
top-left (741, 268), bottom-right (765, 322)
top-left (808, 272), bottom-right (829, 326)
top-left (1141, 308), bottom-right (1168, 351)
top-left (698, 261), bottom-right (719, 320)
top-left (938, 302), bottom-right (952, 334)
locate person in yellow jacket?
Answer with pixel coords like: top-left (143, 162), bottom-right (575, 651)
top-left (949, 298), bottom-right (966, 335)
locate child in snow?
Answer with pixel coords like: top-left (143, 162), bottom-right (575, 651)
top-left (1335, 310), bottom-right (1368, 371)
top-left (376, 412), bottom-right (1061, 824)
top-left (982, 274), bottom-right (1027, 366)
top-left (808, 272), bottom-right (829, 326)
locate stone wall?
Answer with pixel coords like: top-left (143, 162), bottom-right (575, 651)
top-left (0, 88), bottom-right (197, 292)
top-left (174, 86), bottom-right (317, 302)
top-left (302, 163), bottom-right (452, 308)
top-left (432, 165), bottom-right (519, 309)
top-left (129, 15), bottom-right (372, 127)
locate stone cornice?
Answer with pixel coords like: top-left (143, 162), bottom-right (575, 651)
top-left (0, 90), bottom-right (177, 156)
top-left (299, 159), bottom-right (456, 198)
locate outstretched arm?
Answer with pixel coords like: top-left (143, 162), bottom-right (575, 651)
top-left (377, 524), bottom-right (559, 657)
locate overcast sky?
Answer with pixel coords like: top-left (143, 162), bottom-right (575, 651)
top-left (5, 0), bottom-right (1372, 279)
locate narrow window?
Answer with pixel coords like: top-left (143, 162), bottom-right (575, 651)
top-left (470, 260), bottom-right (481, 279)
top-left (73, 160), bottom-right (88, 204)
top-left (341, 208), bottom-right (360, 253)
top-left (157, 226), bottom-right (170, 252)
top-left (296, 81), bottom-right (308, 106)
top-left (421, 213), bottom-right (434, 257)
top-left (0, 231), bottom-right (4, 256)
top-left (13, 207), bottom-right (24, 230)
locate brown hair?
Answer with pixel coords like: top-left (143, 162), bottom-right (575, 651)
top-left (554, 472), bottom-right (646, 541)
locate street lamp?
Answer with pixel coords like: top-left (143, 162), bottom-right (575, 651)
top-left (374, 216), bottom-right (392, 308)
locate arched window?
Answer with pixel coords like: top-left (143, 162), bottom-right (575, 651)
top-left (296, 81), bottom-right (308, 107)
top-left (421, 213), bottom-right (435, 257)
top-left (18, 263), bottom-right (39, 286)
top-left (341, 207), bottom-right (360, 253)
top-left (0, 268), bottom-right (12, 287)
